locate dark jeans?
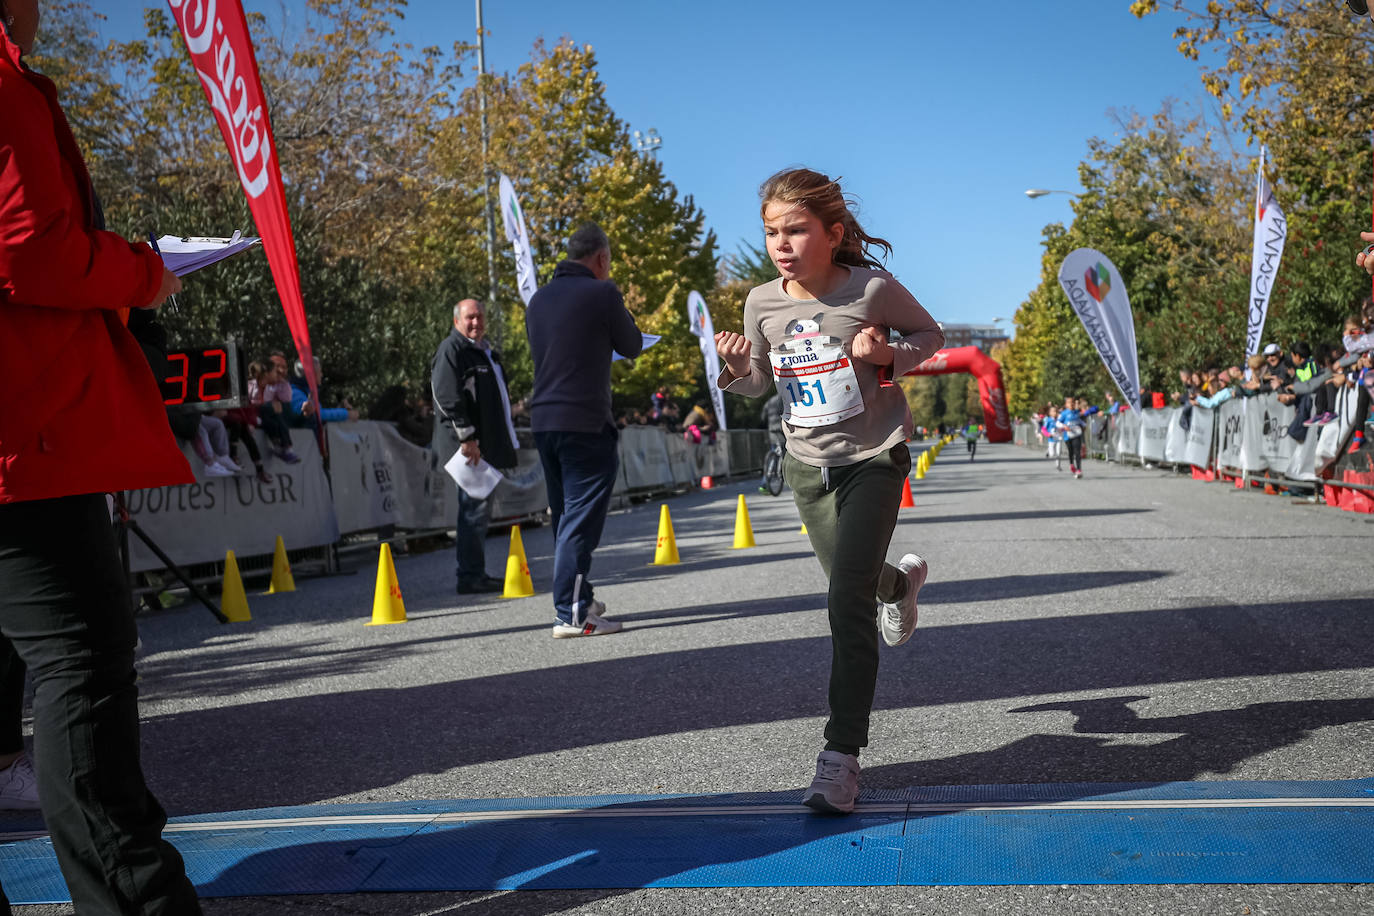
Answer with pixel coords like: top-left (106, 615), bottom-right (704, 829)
top-left (1066, 435), bottom-right (1083, 469)
top-left (0, 494), bottom-right (199, 915)
top-left (784, 443), bottom-right (910, 751)
top-left (966, 439), bottom-right (977, 459)
top-left (535, 427), bottom-right (620, 624)
top-left (455, 486), bottom-right (492, 586)
top-left (256, 405), bottom-right (292, 451)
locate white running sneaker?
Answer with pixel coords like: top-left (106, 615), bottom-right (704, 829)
top-left (204, 461), bottom-right (234, 477)
top-left (217, 455), bottom-right (244, 473)
top-left (802, 750), bottom-right (860, 814)
top-left (552, 603), bottom-right (623, 638)
top-left (0, 754), bottom-right (40, 810)
top-left (879, 553), bottom-right (928, 647)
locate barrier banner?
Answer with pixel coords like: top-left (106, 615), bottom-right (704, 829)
top-left (1115, 408), bottom-right (1141, 458)
top-left (1286, 424), bottom-right (1321, 481)
top-left (1185, 406), bottom-right (1215, 467)
top-left (126, 429), bottom-right (338, 572)
top-left (1315, 385), bottom-right (1359, 469)
top-left (1246, 146), bottom-right (1287, 363)
top-left (619, 426), bottom-right (675, 491)
top-left (1217, 399), bottom-right (1245, 470)
top-left (1249, 393), bottom-right (1296, 471)
top-left (498, 174), bottom-right (539, 305)
top-left (1139, 409), bottom-right (1170, 462)
top-left (329, 422), bottom-right (453, 533)
top-left (1164, 408), bottom-right (1187, 464)
top-left (1057, 249), bottom-right (1142, 412)
top-left (687, 291), bottom-right (729, 430)
top-left (167, 0), bottom-right (320, 409)
top-left (487, 448), bottom-right (549, 522)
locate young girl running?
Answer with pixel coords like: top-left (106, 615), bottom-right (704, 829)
top-left (715, 168), bottom-right (944, 814)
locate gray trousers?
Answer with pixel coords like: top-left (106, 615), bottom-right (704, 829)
top-left (784, 442), bottom-right (910, 751)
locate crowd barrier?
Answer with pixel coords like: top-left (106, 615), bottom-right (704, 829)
top-left (125, 421), bottom-right (770, 576)
top-left (1013, 387), bottom-right (1373, 512)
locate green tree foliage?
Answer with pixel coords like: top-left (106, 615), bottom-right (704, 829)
top-left (1005, 2), bottom-right (1373, 414)
top-left (30, 5), bottom-right (721, 413)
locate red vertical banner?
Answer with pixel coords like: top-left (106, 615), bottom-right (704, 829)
top-left (165, 0), bottom-right (321, 421)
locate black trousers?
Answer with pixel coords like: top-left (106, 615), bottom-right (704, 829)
top-left (784, 444), bottom-right (910, 751)
top-left (1066, 435), bottom-right (1083, 469)
top-left (0, 494), bottom-right (199, 915)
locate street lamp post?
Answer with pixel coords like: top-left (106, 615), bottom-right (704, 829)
top-left (477, 0), bottom-right (500, 343)
top-left (1024, 188), bottom-right (1078, 199)
top-left (632, 128), bottom-right (663, 157)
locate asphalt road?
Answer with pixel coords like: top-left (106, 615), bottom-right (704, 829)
top-left (11, 442), bottom-right (1374, 915)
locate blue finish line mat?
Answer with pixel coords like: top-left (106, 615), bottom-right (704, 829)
top-left (4, 779), bottom-right (1374, 903)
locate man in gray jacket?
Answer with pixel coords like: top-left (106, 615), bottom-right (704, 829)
top-left (432, 299), bottom-right (520, 594)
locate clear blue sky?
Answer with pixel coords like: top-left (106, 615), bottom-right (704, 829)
top-left (93, 1), bottom-right (1208, 332)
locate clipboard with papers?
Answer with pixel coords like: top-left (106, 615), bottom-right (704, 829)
top-left (151, 231), bottom-right (262, 277)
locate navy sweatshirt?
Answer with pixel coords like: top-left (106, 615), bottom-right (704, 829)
top-left (525, 260), bottom-right (644, 433)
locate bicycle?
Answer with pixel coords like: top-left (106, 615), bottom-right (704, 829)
top-left (759, 441), bottom-right (785, 496)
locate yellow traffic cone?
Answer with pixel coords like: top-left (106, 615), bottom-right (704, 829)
top-left (652, 504), bottom-right (680, 565)
top-left (503, 526), bottom-right (535, 598)
top-left (367, 543), bottom-right (407, 625)
top-left (733, 494), bottom-right (756, 549)
top-left (265, 535), bottom-right (295, 594)
top-left (220, 549), bottom-right (251, 622)
top-left (800, 522), bottom-right (808, 534)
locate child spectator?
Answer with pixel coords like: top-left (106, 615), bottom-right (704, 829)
top-left (248, 360), bottom-right (300, 464)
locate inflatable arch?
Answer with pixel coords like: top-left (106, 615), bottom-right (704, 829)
top-left (903, 346), bottom-right (1012, 443)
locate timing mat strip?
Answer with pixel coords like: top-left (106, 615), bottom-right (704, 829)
top-left (2, 779), bottom-right (1373, 902)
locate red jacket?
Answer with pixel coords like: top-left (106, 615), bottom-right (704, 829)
top-left (0, 30), bottom-right (191, 504)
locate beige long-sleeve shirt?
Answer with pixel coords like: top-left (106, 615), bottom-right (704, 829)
top-left (717, 266), bottom-right (944, 467)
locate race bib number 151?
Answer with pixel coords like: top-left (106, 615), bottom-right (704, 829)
top-left (770, 340), bottom-right (865, 428)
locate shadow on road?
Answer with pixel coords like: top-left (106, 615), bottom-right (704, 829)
top-left (126, 596), bottom-right (1374, 815)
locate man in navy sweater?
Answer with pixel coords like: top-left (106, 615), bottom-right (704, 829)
top-left (525, 223), bottom-right (643, 637)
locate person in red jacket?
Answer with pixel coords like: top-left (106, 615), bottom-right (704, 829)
top-left (0, 2), bottom-right (202, 912)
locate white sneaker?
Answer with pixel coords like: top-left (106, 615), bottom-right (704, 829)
top-left (552, 606), bottom-right (623, 638)
top-left (204, 461), bottom-right (234, 477)
top-left (218, 455), bottom-right (244, 473)
top-left (0, 754), bottom-right (40, 810)
top-left (879, 553), bottom-right (927, 647)
top-left (802, 750), bottom-right (860, 814)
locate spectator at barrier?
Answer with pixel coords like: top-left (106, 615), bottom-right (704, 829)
top-left (650, 386), bottom-right (669, 423)
top-left (215, 406), bottom-right (272, 483)
top-left (367, 384), bottom-right (432, 447)
top-left (0, 5), bottom-right (202, 908)
top-left (432, 298), bottom-right (520, 596)
top-left (288, 356), bottom-right (358, 428)
top-left (682, 403), bottom-right (717, 445)
top-left (525, 221), bottom-right (643, 637)
top-left (248, 359), bottom-right (300, 463)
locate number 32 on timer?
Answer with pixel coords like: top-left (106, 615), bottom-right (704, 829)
top-left (785, 380), bottom-right (827, 408)
top-left (163, 348), bottom-right (228, 405)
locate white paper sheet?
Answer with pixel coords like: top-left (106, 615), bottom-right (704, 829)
top-left (443, 450), bottom-right (505, 500)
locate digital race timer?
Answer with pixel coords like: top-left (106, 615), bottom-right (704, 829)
top-left (159, 341), bottom-right (245, 410)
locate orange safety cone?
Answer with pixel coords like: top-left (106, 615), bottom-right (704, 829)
top-left (502, 526), bottom-right (535, 598)
top-left (899, 477), bottom-right (915, 508)
top-left (652, 504), bottom-right (680, 565)
top-left (367, 543), bottom-right (406, 625)
top-left (265, 535), bottom-right (295, 594)
top-left (220, 550), bottom-right (251, 623)
top-left (732, 494), bottom-right (756, 549)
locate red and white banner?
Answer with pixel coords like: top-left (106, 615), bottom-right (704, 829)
top-left (166, 0), bottom-right (319, 412)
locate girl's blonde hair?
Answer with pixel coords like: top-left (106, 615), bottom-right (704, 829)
top-left (248, 360), bottom-right (270, 383)
top-left (759, 168), bottom-right (892, 270)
